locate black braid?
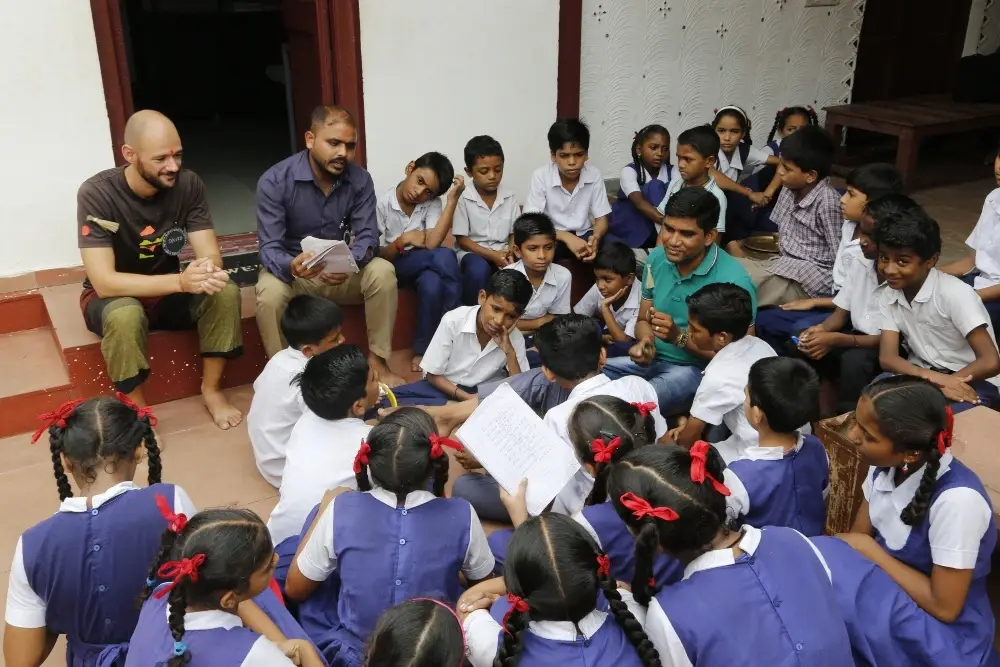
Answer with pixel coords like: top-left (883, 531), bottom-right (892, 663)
top-left (598, 566), bottom-right (662, 667)
top-left (166, 586), bottom-right (191, 667)
top-left (142, 419), bottom-right (162, 486)
top-left (632, 132), bottom-right (648, 188)
top-left (430, 453), bottom-right (449, 498)
top-left (492, 606), bottom-right (528, 667)
top-left (356, 461), bottom-right (372, 492)
top-left (630, 520), bottom-right (660, 606)
top-left (900, 448), bottom-right (943, 526)
top-left (766, 110), bottom-right (783, 145)
top-left (48, 427), bottom-right (73, 501)
top-left (138, 528), bottom-right (178, 606)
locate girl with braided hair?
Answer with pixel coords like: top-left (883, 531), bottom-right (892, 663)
top-left (4, 396), bottom-right (193, 667)
top-left (608, 444), bottom-right (853, 666)
top-left (608, 124), bottom-right (673, 249)
top-left (831, 375), bottom-right (997, 664)
top-left (460, 513), bottom-right (660, 667)
top-left (127, 508), bottom-right (324, 667)
top-left (285, 407), bottom-right (494, 667)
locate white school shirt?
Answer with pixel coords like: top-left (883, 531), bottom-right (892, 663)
top-left (463, 592), bottom-right (645, 667)
top-left (510, 260), bottom-right (572, 320)
top-left (689, 336), bottom-right (776, 464)
top-left (167, 609), bottom-right (296, 667)
top-left (247, 347), bottom-right (308, 487)
top-left (716, 146), bottom-right (771, 183)
top-left (524, 163), bottom-right (612, 236)
top-left (376, 186), bottom-right (443, 246)
top-left (832, 256), bottom-right (886, 335)
top-left (643, 525), bottom-right (833, 667)
top-left (419, 305), bottom-right (530, 387)
top-left (5, 482), bottom-right (197, 628)
top-left (965, 188), bottom-right (1000, 289)
top-left (452, 186), bottom-right (519, 261)
top-left (832, 221), bottom-right (862, 292)
top-left (879, 269), bottom-right (1000, 387)
top-left (657, 177), bottom-right (728, 233)
top-left (572, 279), bottom-right (642, 338)
top-left (863, 451), bottom-right (992, 569)
top-left (295, 486), bottom-right (495, 583)
top-left (267, 415), bottom-right (371, 545)
top-left (619, 163), bottom-right (673, 197)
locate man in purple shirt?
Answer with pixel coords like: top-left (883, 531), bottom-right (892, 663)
top-left (255, 105), bottom-right (403, 385)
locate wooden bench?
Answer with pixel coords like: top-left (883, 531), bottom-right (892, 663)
top-left (823, 95), bottom-right (1000, 191)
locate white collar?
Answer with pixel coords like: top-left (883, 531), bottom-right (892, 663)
top-left (302, 412), bottom-right (369, 429)
top-left (741, 433), bottom-right (805, 461)
top-left (887, 268), bottom-right (938, 308)
top-left (721, 149), bottom-right (743, 172)
top-left (59, 481), bottom-right (139, 513)
top-left (369, 486), bottom-right (437, 510)
top-left (529, 609), bottom-right (608, 641)
top-left (872, 451), bottom-right (954, 512)
top-left (462, 185), bottom-right (515, 209)
top-left (614, 280), bottom-right (642, 313)
top-left (513, 260), bottom-right (558, 288)
top-left (460, 306), bottom-right (482, 334)
top-left (683, 525), bottom-right (763, 580)
top-left (546, 162), bottom-right (598, 189)
top-left (568, 374), bottom-right (612, 399)
top-left (284, 347), bottom-right (308, 363)
top-left (168, 607), bottom-right (243, 632)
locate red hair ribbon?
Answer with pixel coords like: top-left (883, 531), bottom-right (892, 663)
top-left (620, 492), bottom-right (679, 522)
top-left (690, 441), bottom-right (731, 496)
top-left (937, 405), bottom-right (954, 455)
top-left (632, 402), bottom-right (657, 418)
top-left (353, 441), bottom-right (371, 474)
top-left (648, 577), bottom-right (657, 588)
top-left (428, 434), bottom-right (463, 460)
top-left (502, 593), bottom-right (530, 634)
top-left (153, 554), bottom-right (207, 600)
top-left (591, 436), bottom-right (622, 464)
top-left (154, 493), bottom-right (188, 534)
top-left (115, 392), bottom-right (158, 427)
top-left (31, 398), bottom-right (85, 444)
top-left (596, 554), bottom-right (611, 577)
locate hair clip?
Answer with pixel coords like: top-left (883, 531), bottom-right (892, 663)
top-left (31, 399), bottom-right (85, 444)
top-left (502, 593), bottom-right (530, 634)
top-left (154, 493), bottom-right (188, 534)
top-left (146, 577), bottom-right (157, 587)
top-left (937, 405), bottom-right (954, 455)
top-left (632, 402), bottom-right (656, 418)
top-left (153, 554), bottom-right (206, 600)
top-left (116, 392), bottom-right (159, 427)
top-left (353, 441), bottom-right (371, 474)
top-left (596, 554), bottom-right (611, 577)
top-left (620, 492), bottom-right (679, 521)
top-left (591, 435), bottom-right (622, 464)
top-left (173, 641), bottom-right (188, 657)
top-left (689, 441), bottom-right (731, 496)
top-left (429, 434), bottom-right (463, 460)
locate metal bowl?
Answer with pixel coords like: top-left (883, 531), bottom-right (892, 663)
top-left (742, 233), bottom-right (780, 254)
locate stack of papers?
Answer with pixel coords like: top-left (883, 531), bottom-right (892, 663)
top-left (301, 237), bottom-right (359, 274)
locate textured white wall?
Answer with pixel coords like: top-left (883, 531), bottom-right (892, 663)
top-left (976, 0), bottom-right (1000, 55)
top-left (579, 0), bottom-right (866, 177)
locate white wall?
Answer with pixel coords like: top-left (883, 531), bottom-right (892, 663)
top-left (359, 0), bottom-right (559, 203)
top-left (579, 0), bottom-right (866, 177)
top-left (969, 0), bottom-right (1000, 56)
top-left (0, 1), bottom-right (115, 277)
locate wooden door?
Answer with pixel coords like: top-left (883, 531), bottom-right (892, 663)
top-left (90, 0), bottom-right (134, 164)
top-left (852, 0), bottom-right (975, 102)
top-left (282, 0), bottom-right (335, 148)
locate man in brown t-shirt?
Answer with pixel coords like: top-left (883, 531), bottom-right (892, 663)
top-left (78, 110), bottom-right (244, 429)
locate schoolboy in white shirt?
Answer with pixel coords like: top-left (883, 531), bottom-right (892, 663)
top-left (247, 295), bottom-right (345, 487)
top-left (454, 135), bottom-right (520, 305)
top-left (573, 241), bottom-right (641, 358)
top-left (390, 269), bottom-right (533, 406)
top-left (524, 119), bottom-right (612, 263)
top-left (667, 283), bottom-right (775, 463)
top-left (508, 213), bottom-right (572, 331)
top-left (657, 125), bottom-right (729, 238)
top-left (875, 205), bottom-right (1000, 413)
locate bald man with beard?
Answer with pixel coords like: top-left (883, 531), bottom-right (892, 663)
top-left (77, 110), bottom-right (244, 430)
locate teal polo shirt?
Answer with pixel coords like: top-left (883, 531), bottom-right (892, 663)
top-left (640, 244), bottom-right (758, 365)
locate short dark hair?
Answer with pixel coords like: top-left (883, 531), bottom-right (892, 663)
top-left (779, 125), bottom-right (836, 179)
top-left (512, 212), bottom-right (557, 246)
top-left (281, 295), bottom-right (343, 350)
top-left (294, 344), bottom-right (369, 420)
top-left (412, 152), bottom-right (454, 197)
top-left (484, 269), bottom-right (533, 312)
top-left (872, 206), bottom-right (941, 260)
top-left (309, 105), bottom-right (356, 131)
top-left (845, 163), bottom-right (903, 200)
top-left (676, 125), bottom-right (721, 160)
top-left (662, 187), bottom-right (721, 233)
top-left (463, 135), bottom-right (505, 170)
top-left (863, 193), bottom-right (921, 226)
top-left (747, 357), bottom-right (820, 433)
top-left (686, 283), bottom-right (752, 340)
top-left (535, 315), bottom-right (602, 381)
top-left (594, 242), bottom-right (637, 277)
top-left (548, 118), bottom-right (591, 152)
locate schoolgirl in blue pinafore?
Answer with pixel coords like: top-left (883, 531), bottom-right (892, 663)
top-left (608, 125), bottom-right (673, 249)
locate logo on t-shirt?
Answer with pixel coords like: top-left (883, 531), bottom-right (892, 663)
top-left (162, 227), bottom-right (187, 256)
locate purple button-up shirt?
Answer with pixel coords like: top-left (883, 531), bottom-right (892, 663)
top-left (257, 150), bottom-right (379, 283)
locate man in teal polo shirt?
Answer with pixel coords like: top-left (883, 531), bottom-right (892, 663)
top-left (603, 187), bottom-right (757, 413)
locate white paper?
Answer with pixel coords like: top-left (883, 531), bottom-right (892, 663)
top-left (301, 236), bottom-right (359, 274)
top-left (455, 384), bottom-right (581, 515)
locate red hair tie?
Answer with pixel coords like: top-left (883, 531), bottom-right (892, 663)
top-left (353, 441), bottom-right (371, 474)
top-left (502, 593), bottom-right (530, 634)
top-left (591, 436), bottom-right (622, 464)
top-left (154, 493), bottom-right (188, 534)
top-left (620, 492), bottom-right (679, 522)
top-left (115, 392), bottom-right (158, 427)
top-left (153, 554), bottom-right (206, 600)
top-left (690, 441), bottom-right (731, 496)
top-left (596, 554), bottom-right (611, 577)
top-left (937, 405), bottom-right (954, 455)
top-left (428, 434), bottom-right (463, 460)
top-left (31, 399), bottom-right (85, 444)
top-left (631, 402), bottom-right (657, 418)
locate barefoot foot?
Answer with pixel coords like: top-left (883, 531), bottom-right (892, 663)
top-left (202, 388), bottom-right (243, 430)
top-left (370, 356), bottom-right (405, 388)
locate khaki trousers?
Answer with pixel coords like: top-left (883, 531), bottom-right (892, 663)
top-left (736, 257), bottom-right (810, 307)
top-left (255, 258), bottom-right (398, 358)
